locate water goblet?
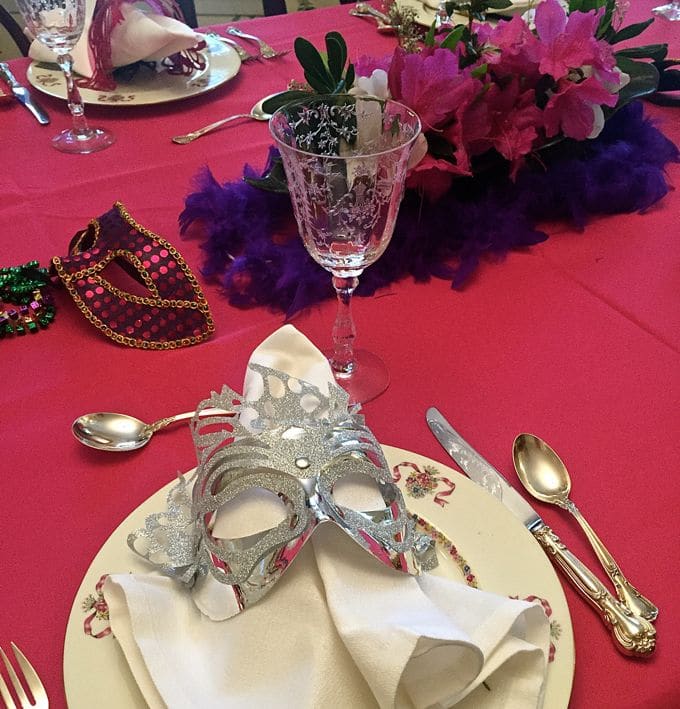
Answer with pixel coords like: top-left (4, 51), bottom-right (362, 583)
top-left (15, 0), bottom-right (115, 153)
top-left (270, 95), bottom-right (421, 404)
top-left (652, 1), bottom-right (680, 20)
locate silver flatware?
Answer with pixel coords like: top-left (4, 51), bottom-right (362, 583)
top-left (172, 92), bottom-right (278, 144)
top-left (205, 33), bottom-right (258, 62)
top-left (513, 433), bottom-right (658, 621)
top-left (0, 62), bottom-right (49, 125)
top-left (72, 407), bottom-right (230, 452)
top-left (0, 642), bottom-right (48, 709)
top-left (226, 27), bottom-right (288, 59)
top-left (350, 3), bottom-right (395, 33)
top-left (425, 406), bottom-right (656, 657)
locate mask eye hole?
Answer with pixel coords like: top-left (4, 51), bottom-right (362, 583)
top-left (212, 487), bottom-right (290, 539)
top-left (332, 473), bottom-right (388, 512)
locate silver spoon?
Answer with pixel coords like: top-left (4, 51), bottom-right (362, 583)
top-left (171, 93), bottom-right (277, 145)
top-left (72, 408), bottom-right (230, 452)
top-left (513, 433), bottom-right (658, 621)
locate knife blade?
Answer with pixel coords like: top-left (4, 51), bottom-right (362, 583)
top-left (425, 406), bottom-right (656, 657)
top-left (0, 62), bottom-right (50, 125)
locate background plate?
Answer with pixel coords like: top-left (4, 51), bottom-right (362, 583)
top-left (63, 445), bottom-right (574, 708)
top-left (400, 0), bottom-right (532, 28)
top-left (26, 35), bottom-right (239, 107)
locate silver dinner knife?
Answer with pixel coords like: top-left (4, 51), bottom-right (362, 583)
top-left (425, 407), bottom-right (656, 657)
top-left (0, 62), bottom-right (50, 125)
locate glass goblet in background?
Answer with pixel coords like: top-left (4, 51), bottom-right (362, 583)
top-left (652, 0), bottom-right (680, 19)
top-left (270, 95), bottom-right (421, 404)
top-left (15, 0), bottom-right (114, 153)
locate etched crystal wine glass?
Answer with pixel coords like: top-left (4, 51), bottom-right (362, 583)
top-left (15, 0), bottom-right (114, 153)
top-left (652, 0), bottom-right (680, 20)
top-left (270, 95), bottom-right (421, 404)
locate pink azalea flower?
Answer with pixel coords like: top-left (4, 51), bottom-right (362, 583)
top-left (535, 0), bottom-right (617, 82)
top-left (543, 75), bottom-right (618, 140)
top-left (387, 47), bottom-right (481, 131)
top-left (485, 15), bottom-right (542, 79)
top-left (354, 53), bottom-right (392, 78)
top-left (457, 79), bottom-right (542, 177)
top-left (405, 154), bottom-right (465, 202)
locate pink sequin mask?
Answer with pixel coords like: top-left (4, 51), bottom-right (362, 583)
top-left (51, 202), bottom-right (214, 349)
top-left (128, 364), bottom-right (436, 618)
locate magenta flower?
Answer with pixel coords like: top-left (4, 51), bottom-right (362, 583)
top-left (543, 76), bottom-right (618, 140)
top-left (388, 47), bottom-right (481, 131)
top-left (485, 15), bottom-right (541, 79)
top-left (453, 79), bottom-right (542, 177)
top-left (354, 53), bottom-right (392, 78)
top-left (535, 0), bottom-right (617, 82)
top-left (405, 154), bottom-right (465, 202)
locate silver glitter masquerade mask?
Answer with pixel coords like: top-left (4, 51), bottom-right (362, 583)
top-left (128, 362), bottom-right (436, 618)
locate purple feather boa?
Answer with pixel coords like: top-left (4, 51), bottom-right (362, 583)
top-left (179, 102), bottom-right (678, 316)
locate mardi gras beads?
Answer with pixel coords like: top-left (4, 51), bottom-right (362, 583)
top-left (0, 261), bottom-right (56, 339)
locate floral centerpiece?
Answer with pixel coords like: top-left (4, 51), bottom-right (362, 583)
top-left (180, 0), bottom-right (678, 314)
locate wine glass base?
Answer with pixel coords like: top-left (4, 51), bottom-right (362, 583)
top-left (330, 348), bottom-right (390, 405)
top-left (52, 127), bottom-right (115, 154)
top-left (652, 3), bottom-right (680, 19)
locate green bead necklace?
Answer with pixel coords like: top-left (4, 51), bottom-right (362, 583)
top-left (0, 261), bottom-right (56, 339)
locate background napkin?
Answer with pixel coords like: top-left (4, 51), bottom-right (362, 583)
top-left (29, 0), bottom-right (199, 79)
top-left (105, 325), bottom-right (551, 708)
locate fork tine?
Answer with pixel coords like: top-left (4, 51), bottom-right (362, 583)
top-left (11, 644), bottom-right (47, 709)
top-left (0, 669), bottom-right (18, 709)
top-left (0, 645), bottom-right (47, 709)
top-left (0, 646), bottom-right (24, 708)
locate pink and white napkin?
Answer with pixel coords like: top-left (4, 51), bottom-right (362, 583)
top-left (29, 0), bottom-right (199, 81)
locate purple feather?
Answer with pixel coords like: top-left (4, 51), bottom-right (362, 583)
top-left (179, 102), bottom-right (679, 315)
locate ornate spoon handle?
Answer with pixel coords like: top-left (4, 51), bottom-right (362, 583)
top-left (533, 526), bottom-right (656, 657)
top-left (564, 500), bottom-right (658, 621)
top-left (144, 408), bottom-right (231, 434)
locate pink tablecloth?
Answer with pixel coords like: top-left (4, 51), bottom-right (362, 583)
top-left (1, 3), bottom-right (678, 708)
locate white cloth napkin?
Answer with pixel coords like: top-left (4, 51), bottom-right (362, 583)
top-left (29, 0), bottom-right (199, 79)
top-left (104, 325), bottom-right (551, 709)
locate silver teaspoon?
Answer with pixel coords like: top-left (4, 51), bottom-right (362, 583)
top-left (513, 433), bottom-right (658, 621)
top-left (72, 408), bottom-right (230, 452)
top-left (171, 93), bottom-right (277, 145)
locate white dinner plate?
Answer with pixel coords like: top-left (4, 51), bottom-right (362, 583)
top-left (63, 445), bottom-right (574, 708)
top-left (27, 34), bottom-right (240, 107)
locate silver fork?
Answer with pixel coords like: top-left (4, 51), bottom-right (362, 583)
top-left (226, 27), bottom-right (288, 59)
top-left (205, 33), bottom-right (258, 62)
top-left (0, 643), bottom-right (48, 709)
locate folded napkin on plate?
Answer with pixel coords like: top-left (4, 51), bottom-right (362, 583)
top-left (104, 325), bottom-right (551, 708)
top-left (29, 0), bottom-right (199, 88)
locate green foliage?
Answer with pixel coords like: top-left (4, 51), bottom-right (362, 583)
top-left (612, 55), bottom-right (660, 109)
top-left (608, 19), bottom-right (655, 44)
top-left (294, 32), bottom-right (355, 94)
top-left (244, 154), bottom-right (290, 193)
top-left (258, 33), bottom-right (356, 125)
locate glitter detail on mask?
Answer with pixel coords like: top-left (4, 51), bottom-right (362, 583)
top-left (128, 364), bottom-right (437, 617)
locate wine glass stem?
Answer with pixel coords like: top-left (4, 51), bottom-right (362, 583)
top-left (57, 52), bottom-right (89, 133)
top-left (330, 274), bottom-right (359, 376)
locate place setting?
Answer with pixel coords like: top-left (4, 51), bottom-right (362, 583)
top-left (57, 16), bottom-right (667, 699)
top-left (13, 0), bottom-right (288, 122)
top-left (63, 325), bottom-right (575, 709)
top-left (1, 1), bottom-right (677, 707)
